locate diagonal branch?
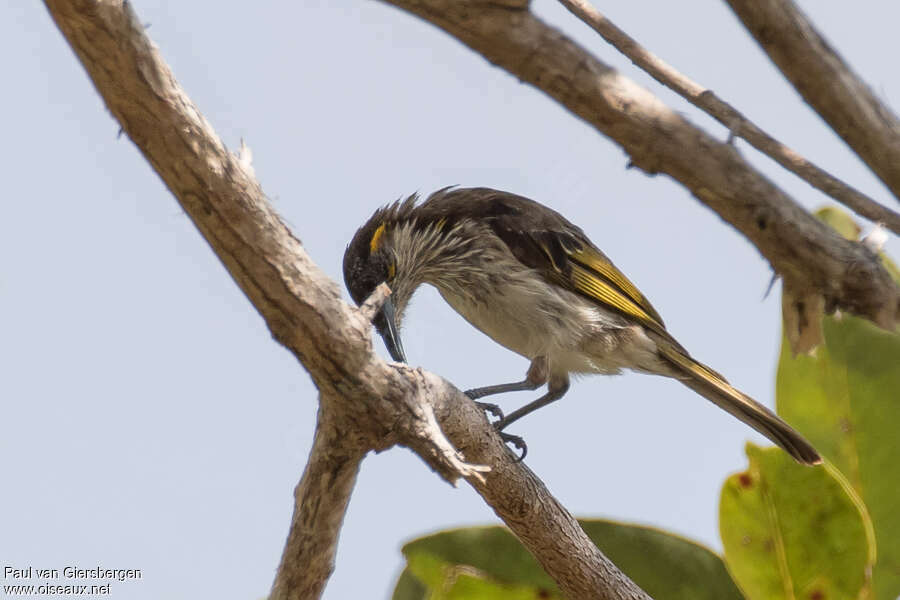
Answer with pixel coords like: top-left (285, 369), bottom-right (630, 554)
top-left (379, 0), bottom-right (899, 334)
top-left (44, 1), bottom-right (654, 598)
top-left (724, 0), bottom-right (900, 204)
top-left (556, 0), bottom-right (900, 235)
top-left (270, 407), bottom-right (367, 600)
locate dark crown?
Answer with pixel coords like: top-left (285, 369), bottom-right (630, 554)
top-left (343, 194), bottom-right (420, 305)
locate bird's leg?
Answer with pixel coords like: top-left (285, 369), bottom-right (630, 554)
top-left (495, 376), bottom-right (570, 431)
top-left (467, 382), bottom-right (540, 420)
top-left (495, 379), bottom-right (570, 461)
top-left (464, 357), bottom-right (549, 421)
top-left (464, 358), bottom-right (557, 462)
top-left (468, 382), bottom-right (539, 421)
top-left (465, 379), bottom-right (542, 400)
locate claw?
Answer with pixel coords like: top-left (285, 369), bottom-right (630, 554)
top-left (473, 400), bottom-right (504, 421)
top-left (498, 430), bottom-right (527, 462)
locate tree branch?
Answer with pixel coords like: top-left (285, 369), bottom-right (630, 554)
top-left (416, 372), bottom-right (655, 600)
top-left (270, 408), bottom-right (366, 600)
top-left (378, 0), bottom-right (899, 335)
top-left (556, 0), bottom-right (900, 235)
top-left (44, 1), bottom-right (654, 598)
top-left (724, 0), bottom-right (900, 204)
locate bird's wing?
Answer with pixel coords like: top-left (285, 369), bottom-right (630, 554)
top-left (489, 213), bottom-right (669, 338)
top-left (566, 243), bottom-right (666, 328)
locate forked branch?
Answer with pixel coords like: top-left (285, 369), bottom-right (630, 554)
top-left (44, 1), bottom-right (654, 598)
top-left (557, 0), bottom-right (900, 235)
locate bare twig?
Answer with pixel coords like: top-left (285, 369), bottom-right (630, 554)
top-left (44, 1), bottom-right (654, 598)
top-left (725, 0), bottom-right (900, 204)
top-left (557, 0), bottom-right (900, 235)
top-left (379, 0), bottom-right (899, 337)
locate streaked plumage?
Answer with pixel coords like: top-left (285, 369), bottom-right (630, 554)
top-left (343, 187), bottom-right (821, 465)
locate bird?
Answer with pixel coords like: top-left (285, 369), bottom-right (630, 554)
top-left (342, 186), bottom-right (821, 465)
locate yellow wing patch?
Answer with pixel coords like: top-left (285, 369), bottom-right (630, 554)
top-left (569, 262), bottom-right (665, 333)
top-left (567, 246), bottom-right (666, 328)
top-left (370, 222), bottom-right (387, 254)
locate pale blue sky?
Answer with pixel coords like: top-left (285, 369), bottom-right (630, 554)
top-left (2, 1), bottom-right (897, 599)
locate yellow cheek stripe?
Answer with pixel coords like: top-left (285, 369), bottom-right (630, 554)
top-left (370, 223), bottom-right (387, 254)
top-left (388, 263), bottom-right (396, 279)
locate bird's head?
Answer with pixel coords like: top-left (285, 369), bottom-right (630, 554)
top-left (343, 197), bottom-right (421, 363)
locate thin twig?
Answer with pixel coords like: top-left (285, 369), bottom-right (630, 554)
top-left (725, 0), bottom-right (900, 205)
top-left (557, 0), bottom-right (900, 235)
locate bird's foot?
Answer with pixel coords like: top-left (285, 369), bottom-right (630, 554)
top-left (464, 391), bottom-right (525, 460)
top-left (497, 430), bottom-right (527, 462)
top-left (465, 388), bottom-right (505, 420)
top-left (472, 399), bottom-right (504, 422)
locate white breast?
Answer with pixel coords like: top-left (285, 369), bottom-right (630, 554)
top-left (434, 271), bottom-right (654, 378)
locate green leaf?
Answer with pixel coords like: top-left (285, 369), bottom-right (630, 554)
top-left (406, 552), bottom-right (551, 600)
top-left (720, 444), bottom-right (873, 600)
top-left (775, 205), bottom-right (900, 599)
top-left (815, 206), bottom-right (862, 240)
top-left (777, 314), bottom-right (900, 600)
top-left (398, 526), bottom-right (558, 599)
top-left (578, 521), bottom-right (744, 600)
top-left (394, 520), bottom-right (743, 600)
top-left (391, 568), bottom-right (427, 600)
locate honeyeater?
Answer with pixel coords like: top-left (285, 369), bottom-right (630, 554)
top-left (342, 187), bottom-right (821, 465)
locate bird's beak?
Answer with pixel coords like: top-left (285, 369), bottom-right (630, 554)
top-left (375, 297), bottom-right (407, 363)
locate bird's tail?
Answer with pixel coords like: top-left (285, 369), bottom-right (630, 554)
top-left (657, 342), bottom-right (821, 465)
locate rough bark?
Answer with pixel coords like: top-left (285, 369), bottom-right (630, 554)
top-left (270, 408), bottom-right (366, 600)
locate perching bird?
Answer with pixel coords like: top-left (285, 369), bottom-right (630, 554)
top-left (343, 187), bottom-right (821, 465)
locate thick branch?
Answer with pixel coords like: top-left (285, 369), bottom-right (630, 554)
top-left (557, 0), bottom-right (900, 235)
top-left (724, 0), bottom-right (900, 203)
top-left (379, 0), bottom-right (899, 332)
top-left (271, 408), bottom-right (366, 600)
top-left (45, 1), bottom-right (654, 598)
